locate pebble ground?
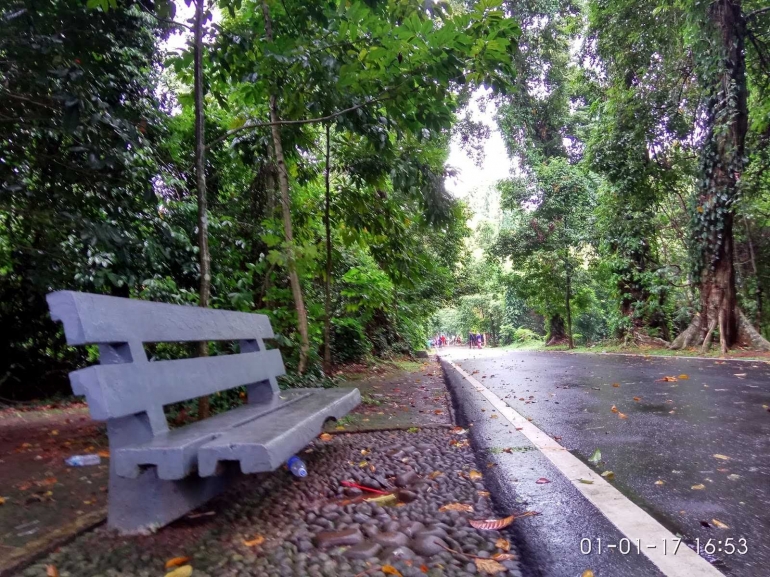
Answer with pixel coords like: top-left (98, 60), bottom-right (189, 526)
top-left (27, 428), bottom-right (525, 577)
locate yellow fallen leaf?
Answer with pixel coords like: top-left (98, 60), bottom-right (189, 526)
top-left (318, 433), bottom-right (333, 442)
top-left (469, 470), bottom-right (483, 481)
top-left (382, 565), bottom-right (403, 577)
top-left (601, 471), bottom-right (615, 480)
top-left (655, 480), bottom-right (665, 485)
top-left (243, 535), bottom-right (265, 547)
top-left (495, 537), bottom-right (510, 551)
top-left (582, 571), bottom-right (595, 577)
top-left (439, 502), bottom-right (474, 512)
top-left (361, 449), bottom-right (370, 456)
top-left (691, 484), bottom-right (706, 490)
top-left (475, 558), bottom-right (507, 574)
top-left (713, 454), bottom-right (730, 460)
top-left (429, 471), bottom-right (443, 479)
top-left (165, 557), bottom-right (191, 569)
top-left (365, 493), bottom-right (398, 506)
top-left (712, 518), bottom-right (729, 529)
top-left (658, 376), bottom-right (678, 382)
top-left (678, 374), bottom-right (689, 380)
top-left (46, 566), bottom-right (59, 577)
top-left (165, 566), bottom-right (193, 577)
top-left (0, 497), bottom-right (5, 505)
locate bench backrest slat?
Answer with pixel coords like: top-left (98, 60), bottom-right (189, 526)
top-left (70, 350), bottom-right (285, 420)
top-left (47, 291), bottom-right (274, 345)
top-left (47, 291), bottom-right (285, 430)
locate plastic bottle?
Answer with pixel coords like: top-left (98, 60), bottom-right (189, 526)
top-left (287, 455), bottom-right (307, 478)
top-left (65, 454), bottom-right (102, 467)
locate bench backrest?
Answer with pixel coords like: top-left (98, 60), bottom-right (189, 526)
top-left (47, 291), bottom-right (285, 435)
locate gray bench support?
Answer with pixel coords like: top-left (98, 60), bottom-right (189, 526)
top-left (47, 291), bottom-right (360, 534)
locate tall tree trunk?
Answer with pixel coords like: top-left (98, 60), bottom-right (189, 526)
top-left (565, 268), bottom-right (574, 349)
top-left (323, 124), bottom-right (332, 375)
top-left (194, 0), bottom-right (211, 418)
top-left (670, 0), bottom-right (762, 353)
top-left (261, 0), bottom-right (310, 374)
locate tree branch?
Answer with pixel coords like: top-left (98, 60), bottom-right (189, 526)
top-left (206, 91), bottom-right (395, 150)
top-left (746, 7), bottom-right (770, 20)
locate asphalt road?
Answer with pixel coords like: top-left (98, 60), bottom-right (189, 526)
top-left (440, 347), bottom-right (770, 577)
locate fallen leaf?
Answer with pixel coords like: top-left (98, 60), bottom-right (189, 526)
top-left (165, 557), bottom-right (191, 569)
top-left (97, 450), bottom-right (110, 458)
top-left (610, 405), bottom-right (619, 413)
top-left (382, 565), bottom-right (403, 577)
top-left (633, 397), bottom-right (641, 402)
top-left (536, 477), bottom-right (551, 484)
top-left (469, 470), bottom-right (483, 481)
top-left (712, 518), bottom-right (729, 529)
top-left (612, 383), bottom-right (620, 388)
top-left (490, 414), bottom-right (499, 419)
top-left (657, 376), bottom-right (678, 382)
top-left (434, 410), bottom-right (443, 415)
top-left (691, 484), bottom-right (706, 490)
top-left (655, 480), bottom-right (665, 485)
top-left (578, 479), bottom-right (594, 484)
top-left (318, 433), bottom-right (333, 442)
top-left (429, 471), bottom-right (443, 479)
top-left (361, 449), bottom-right (370, 456)
top-left (478, 490), bottom-right (491, 497)
top-left (164, 566), bottom-right (193, 577)
top-left (588, 449), bottom-right (602, 464)
top-left (727, 474), bottom-right (741, 481)
top-left (475, 558), bottom-right (507, 574)
top-left (495, 537), bottom-right (510, 551)
top-left (492, 553), bottom-right (517, 561)
top-left (581, 571), bottom-right (595, 577)
top-left (439, 502), bottom-right (474, 512)
top-left (46, 566), bottom-right (59, 577)
top-left (366, 493), bottom-right (398, 506)
top-left (678, 374), bottom-right (689, 380)
top-left (601, 471), bottom-right (615, 480)
top-left (450, 426), bottom-right (467, 434)
top-left (618, 412), bottom-right (628, 419)
top-left (469, 515), bottom-right (514, 530)
top-left (713, 454), bottom-right (730, 460)
top-left (243, 535), bottom-right (265, 547)
top-left (420, 565), bottom-right (429, 573)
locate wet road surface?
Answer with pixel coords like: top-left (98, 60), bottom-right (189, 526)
top-left (441, 348), bottom-right (770, 577)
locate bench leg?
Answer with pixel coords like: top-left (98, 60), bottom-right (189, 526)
top-left (107, 463), bottom-right (233, 534)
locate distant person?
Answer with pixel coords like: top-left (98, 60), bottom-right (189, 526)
top-left (468, 331), bottom-right (473, 348)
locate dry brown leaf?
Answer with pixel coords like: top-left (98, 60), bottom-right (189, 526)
top-left (712, 518), bottom-right (729, 529)
top-left (655, 480), bottom-right (665, 485)
top-left (46, 566), bottom-right (59, 577)
top-left (691, 484), bottom-right (706, 490)
top-left (243, 535), bottom-right (265, 547)
top-left (657, 376), bottom-right (678, 382)
top-left (610, 405), bottom-right (619, 413)
top-left (318, 433), bottom-right (333, 442)
top-left (633, 397), bottom-right (641, 402)
top-left (475, 558), bottom-right (507, 575)
top-left (97, 450), bottom-right (110, 458)
top-left (164, 566), bottom-right (193, 577)
top-left (478, 490), bottom-right (491, 497)
top-left (618, 412), bottom-right (628, 419)
top-left (495, 537), bottom-right (510, 551)
top-left (492, 553), bottom-right (517, 561)
top-left (420, 565), bottom-right (429, 573)
top-left (439, 502), bottom-right (474, 512)
top-left (165, 557), bottom-right (191, 569)
top-left (581, 571), bottom-right (595, 577)
top-left (429, 470), bottom-right (443, 479)
top-left (612, 383), bottom-right (620, 388)
top-left (469, 515), bottom-right (514, 531)
top-left (0, 497), bottom-right (5, 505)
top-left (450, 426), bottom-right (467, 434)
top-left (382, 565), bottom-right (403, 577)
top-left (469, 470), bottom-right (483, 481)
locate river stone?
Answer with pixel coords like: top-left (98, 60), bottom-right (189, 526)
top-left (344, 541), bottom-right (382, 560)
top-left (313, 529), bottom-right (364, 548)
top-left (373, 531), bottom-right (410, 547)
top-left (397, 489), bottom-right (418, 503)
top-left (411, 534), bottom-right (449, 557)
top-left (395, 470), bottom-right (420, 488)
top-left (381, 546), bottom-right (416, 560)
top-left (400, 521), bottom-right (425, 537)
top-left (416, 524), bottom-right (449, 539)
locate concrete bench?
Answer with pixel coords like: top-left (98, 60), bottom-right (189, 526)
top-left (47, 291), bottom-right (360, 534)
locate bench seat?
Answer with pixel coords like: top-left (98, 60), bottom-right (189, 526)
top-left (198, 387), bottom-right (360, 476)
top-left (114, 390), bottom-right (313, 480)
